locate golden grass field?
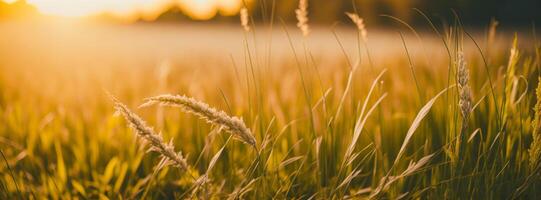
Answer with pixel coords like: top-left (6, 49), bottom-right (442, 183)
top-left (1, 10), bottom-right (541, 199)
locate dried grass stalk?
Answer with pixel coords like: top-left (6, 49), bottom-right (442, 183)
top-left (140, 94), bottom-right (256, 147)
top-left (345, 12), bottom-right (367, 42)
top-left (111, 97), bottom-right (188, 171)
top-left (240, 7), bottom-right (250, 32)
top-left (295, 0), bottom-right (309, 37)
top-left (529, 77), bottom-right (541, 169)
top-left (371, 154), bottom-right (434, 198)
top-left (457, 52), bottom-right (472, 133)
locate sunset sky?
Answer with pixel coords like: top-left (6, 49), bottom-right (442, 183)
top-left (2, 0), bottom-right (244, 20)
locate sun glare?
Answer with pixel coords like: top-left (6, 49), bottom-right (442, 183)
top-left (5, 0), bottom-right (244, 21)
top-left (180, 0), bottom-right (217, 20)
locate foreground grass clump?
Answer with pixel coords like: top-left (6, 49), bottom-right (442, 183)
top-left (1, 6), bottom-right (541, 200)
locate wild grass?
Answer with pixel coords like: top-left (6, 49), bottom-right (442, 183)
top-left (295, 0), bottom-right (309, 37)
top-left (111, 96), bottom-right (189, 171)
top-left (0, 3), bottom-right (540, 200)
top-left (140, 94), bottom-right (256, 147)
top-left (240, 7), bottom-right (250, 32)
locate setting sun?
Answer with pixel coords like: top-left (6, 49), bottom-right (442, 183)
top-left (179, 0), bottom-right (217, 20)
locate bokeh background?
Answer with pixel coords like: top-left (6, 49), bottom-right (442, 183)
top-left (0, 0), bottom-right (539, 26)
top-left (1, 0), bottom-right (541, 199)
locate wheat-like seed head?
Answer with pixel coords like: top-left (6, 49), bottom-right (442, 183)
top-left (457, 52), bottom-right (472, 123)
top-left (140, 94), bottom-right (257, 147)
top-left (295, 0), bottom-right (309, 37)
top-left (529, 77), bottom-right (541, 169)
top-left (240, 7), bottom-right (250, 32)
top-left (111, 96), bottom-right (188, 171)
top-left (345, 12), bottom-right (367, 42)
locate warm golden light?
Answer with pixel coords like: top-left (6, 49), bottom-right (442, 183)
top-left (179, 0), bottom-right (217, 20)
top-left (23, 0), bottom-right (170, 20)
top-left (177, 0), bottom-right (245, 20)
top-left (3, 0), bottom-right (244, 21)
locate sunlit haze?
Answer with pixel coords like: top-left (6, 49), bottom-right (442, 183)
top-left (3, 0), bottom-right (244, 20)
top-left (1, 0), bottom-right (540, 198)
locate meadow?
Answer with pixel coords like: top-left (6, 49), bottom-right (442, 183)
top-left (1, 5), bottom-right (541, 199)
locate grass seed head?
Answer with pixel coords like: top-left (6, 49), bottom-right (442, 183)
top-left (345, 12), bottom-right (367, 42)
top-left (111, 96), bottom-right (189, 171)
top-left (457, 52), bottom-right (472, 122)
top-left (240, 7), bottom-right (250, 32)
top-left (529, 77), bottom-right (541, 169)
top-left (295, 0), bottom-right (309, 37)
top-left (141, 94), bottom-right (257, 147)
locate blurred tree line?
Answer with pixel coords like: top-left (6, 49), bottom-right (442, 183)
top-left (246, 0), bottom-right (540, 26)
top-left (0, 0), bottom-right (539, 26)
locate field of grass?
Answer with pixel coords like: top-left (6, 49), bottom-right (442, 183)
top-left (1, 8), bottom-right (541, 199)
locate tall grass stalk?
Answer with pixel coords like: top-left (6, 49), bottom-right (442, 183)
top-left (529, 77), bottom-right (541, 169)
top-left (457, 52), bottom-right (472, 148)
top-left (295, 0), bottom-right (309, 37)
top-left (140, 94), bottom-right (257, 147)
top-left (112, 96), bottom-right (189, 171)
